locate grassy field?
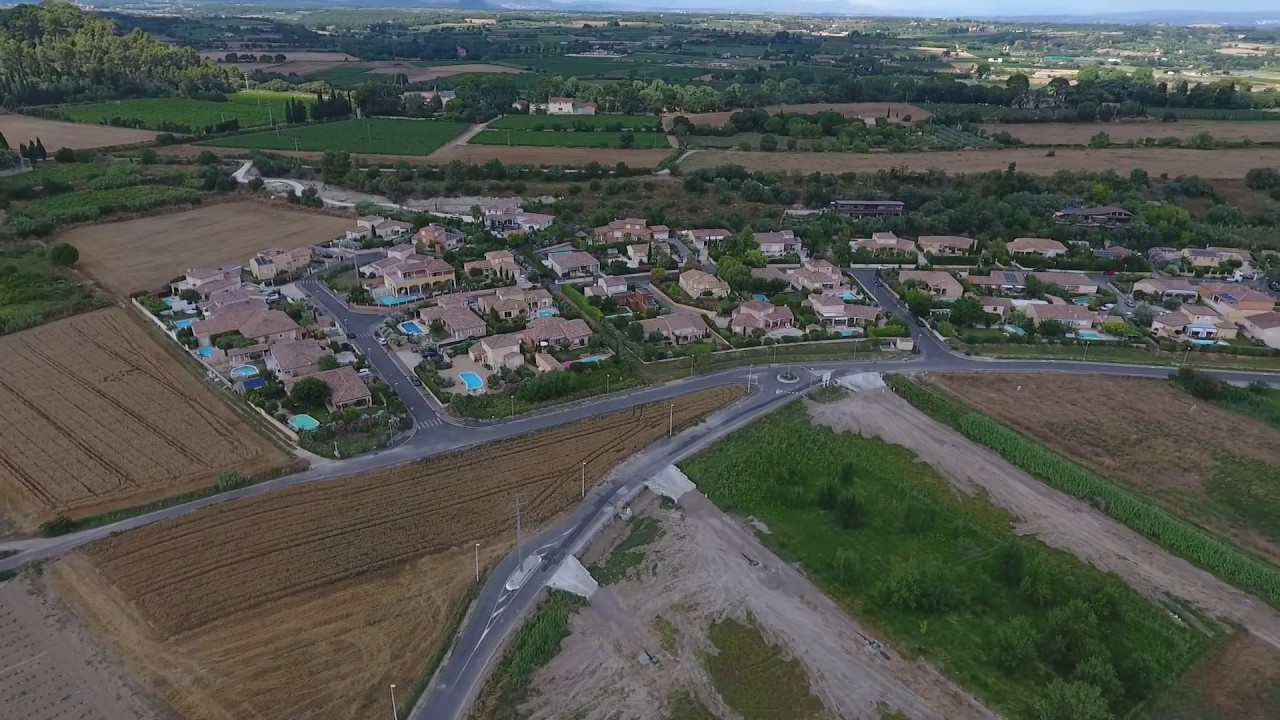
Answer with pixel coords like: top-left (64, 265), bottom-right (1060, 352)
top-left (198, 118), bottom-right (470, 155)
top-left (497, 57), bottom-right (707, 81)
top-left (0, 246), bottom-right (108, 335)
top-left (488, 114), bottom-right (663, 131)
top-left (703, 615), bottom-right (825, 720)
top-left (679, 402), bottom-right (1210, 719)
top-left (470, 128), bottom-right (670, 149)
top-left (60, 91), bottom-right (315, 131)
top-left (469, 590), bottom-right (585, 720)
top-left (1137, 635), bottom-right (1280, 720)
top-left (587, 516), bottom-right (662, 585)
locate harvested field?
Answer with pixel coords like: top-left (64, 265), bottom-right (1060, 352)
top-left (680, 147), bottom-right (1280, 179)
top-left (925, 373), bottom-right (1280, 565)
top-left (664, 102), bottom-right (928, 130)
top-left (0, 308), bottom-right (290, 531)
top-left (0, 114), bottom-right (155, 150)
top-left (61, 202), bottom-right (351, 294)
top-left (1000, 120), bottom-right (1280, 145)
top-left (59, 387), bottom-right (743, 720)
top-left (436, 143), bottom-right (670, 166)
top-left (0, 574), bottom-right (160, 720)
top-left (365, 62), bottom-right (528, 81)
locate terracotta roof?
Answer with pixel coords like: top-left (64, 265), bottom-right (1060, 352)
top-left (270, 340), bottom-right (329, 372)
top-left (640, 314), bottom-right (707, 338)
top-left (286, 366), bottom-right (370, 407)
top-left (1244, 311), bottom-right (1280, 331)
top-left (917, 235), bottom-right (974, 251)
top-left (1007, 237), bottom-right (1067, 253)
top-left (1029, 304), bottom-right (1095, 323)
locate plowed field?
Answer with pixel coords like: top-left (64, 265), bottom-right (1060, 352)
top-left (0, 308), bottom-right (290, 531)
top-left (0, 114), bottom-right (156, 150)
top-left (59, 386), bottom-right (744, 720)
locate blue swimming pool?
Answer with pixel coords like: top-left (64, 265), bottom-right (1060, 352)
top-left (1074, 330), bottom-right (1116, 341)
top-left (536, 308), bottom-right (560, 318)
top-left (399, 320), bottom-right (425, 335)
top-left (174, 319), bottom-right (194, 329)
top-left (1188, 338), bottom-right (1219, 346)
top-left (288, 414), bottom-right (320, 431)
top-left (378, 294), bottom-right (420, 306)
top-left (197, 347), bottom-right (215, 359)
top-left (230, 365), bottom-right (259, 379)
top-left (1003, 324), bottom-right (1026, 336)
top-left (752, 293), bottom-right (770, 302)
top-left (1071, 296), bottom-right (1094, 306)
top-left (459, 371), bottom-right (484, 391)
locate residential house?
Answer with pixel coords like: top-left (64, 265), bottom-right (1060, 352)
top-left (1237, 311), bottom-right (1280, 349)
top-left (470, 332), bottom-right (527, 370)
top-left (171, 267), bottom-right (241, 300)
top-left (639, 314), bottom-right (709, 344)
top-left (1133, 277), bottom-right (1199, 300)
top-left (751, 266), bottom-right (789, 285)
top-left (806, 295), bottom-right (881, 329)
top-left (967, 271), bottom-right (1028, 295)
top-left (730, 301), bottom-right (794, 335)
top-left (416, 224), bottom-right (465, 252)
top-left (916, 235), bottom-right (974, 256)
top-left (487, 211), bottom-right (556, 234)
top-left (192, 304), bottom-right (300, 347)
top-left (753, 230), bottom-right (801, 258)
top-left (1151, 304), bottom-right (1238, 342)
top-left (627, 243), bottom-right (650, 268)
top-left (620, 287), bottom-right (658, 313)
top-left (1093, 245), bottom-right (1132, 261)
top-left (1053, 205), bottom-right (1135, 227)
top-left (899, 270), bottom-right (964, 300)
top-left (852, 232), bottom-right (918, 259)
top-left (679, 270), bottom-right (730, 299)
top-left (265, 340), bottom-right (330, 379)
top-left (583, 275), bottom-right (629, 299)
top-left (548, 251), bottom-right (601, 279)
top-left (546, 97), bottom-right (597, 115)
top-left (285, 366), bottom-right (371, 410)
top-left (476, 287), bottom-right (554, 320)
top-left (593, 218), bottom-right (652, 244)
top-left (464, 249), bottom-right (521, 281)
top-left (376, 219), bottom-right (413, 239)
top-left (1031, 271), bottom-right (1097, 295)
top-left (356, 215), bottom-right (385, 230)
top-left (650, 225), bottom-right (671, 242)
top-left (683, 228), bottom-right (730, 254)
top-left (206, 285), bottom-right (269, 313)
top-left (345, 216), bottom-right (411, 242)
top-left (419, 304), bottom-right (488, 341)
top-left (978, 296), bottom-right (1014, 319)
top-left (522, 316), bottom-right (593, 350)
top-left (1007, 237), bottom-right (1068, 258)
top-left (1151, 246), bottom-right (1255, 275)
top-left (789, 260), bottom-right (845, 293)
top-left (249, 247), bottom-right (312, 282)
top-left (829, 199), bottom-right (905, 218)
top-left (1197, 282), bottom-right (1274, 319)
top-left (1024, 304), bottom-right (1097, 330)
top-left (366, 247), bottom-right (455, 297)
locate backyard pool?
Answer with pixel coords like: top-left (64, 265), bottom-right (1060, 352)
top-left (377, 294), bottom-right (420, 306)
top-left (752, 293), bottom-right (770, 302)
top-left (536, 308), bottom-right (560, 318)
top-left (288, 414), bottom-right (320, 431)
top-left (1189, 338), bottom-right (1223, 346)
top-left (174, 319), bottom-right (194, 329)
top-left (1003, 324), bottom-right (1026, 336)
top-left (399, 320), bottom-right (425, 335)
top-left (1074, 330), bottom-right (1117, 342)
top-left (1071, 296), bottom-right (1094, 306)
top-left (197, 347), bottom-right (215, 359)
top-left (459, 371), bottom-right (485, 391)
top-left (230, 365), bottom-right (259, 379)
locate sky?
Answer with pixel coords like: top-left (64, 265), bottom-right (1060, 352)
top-left (871, 0), bottom-right (1277, 16)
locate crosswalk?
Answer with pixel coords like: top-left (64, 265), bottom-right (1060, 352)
top-left (416, 417), bottom-right (445, 430)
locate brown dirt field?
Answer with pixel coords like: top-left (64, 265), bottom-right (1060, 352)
top-left (0, 115), bottom-right (156, 150)
top-left (664, 102), bottom-right (929, 130)
top-left (0, 573), bottom-right (161, 720)
top-left (366, 63), bottom-right (528, 82)
top-left (681, 147), bottom-right (1280, 179)
top-left (1001, 120), bottom-right (1280, 145)
top-left (434, 144), bottom-right (670, 166)
top-left (1141, 634), bottom-right (1280, 719)
top-left (58, 387), bottom-right (744, 720)
top-left (0, 308), bottom-right (291, 532)
top-left (61, 202), bottom-right (352, 295)
top-left (925, 373), bottom-right (1280, 564)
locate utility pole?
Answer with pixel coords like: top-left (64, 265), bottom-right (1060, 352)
top-left (581, 461), bottom-right (586, 499)
top-left (474, 542), bottom-right (480, 582)
top-left (668, 402), bottom-right (674, 437)
top-left (389, 684), bottom-right (398, 720)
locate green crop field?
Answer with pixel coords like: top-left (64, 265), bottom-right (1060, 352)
top-left (470, 128), bottom-right (669, 149)
top-left (303, 64), bottom-right (376, 88)
top-left (680, 402), bottom-right (1212, 719)
top-left (496, 57), bottom-right (706, 81)
top-left (488, 114), bottom-right (662, 131)
top-left (59, 91), bottom-right (315, 131)
top-left (198, 118), bottom-right (471, 155)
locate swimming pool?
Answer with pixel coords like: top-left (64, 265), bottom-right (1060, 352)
top-left (197, 347), bottom-right (215, 359)
top-left (288, 414), bottom-right (320, 431)
top-left (459, 371), bottom-right (484, 391)
top-left (1071, 296), bottom-right (1094, 306)
top-left (536, 308), bottom-right (560, 318)
top-left (752, 293), bottom-right (770, 302)
top-left (1188, 338), bottom-right (1220, 346)
top-left (1074, 330), bottom-right (1116, 342)
top-left (377, 294), bottom-right (420, 306)
top-left (1003, 324), bottom-right (1026, 336)
top-left (399, 320), bottom-right (425, 335)
top-left (174, 319), bottom-right (194, 329)
top-left (230, 365), bottom-right (259, 379)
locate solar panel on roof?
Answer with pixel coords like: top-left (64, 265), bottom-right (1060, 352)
top-left (1189, 249), bottom-right (1215, 257)
top-left (1220, 293), bottom-right (1239, 303)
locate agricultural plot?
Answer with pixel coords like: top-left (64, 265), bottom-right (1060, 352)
top-left (0, 308), bottom-right (290, 531)
top-left (497, 57), bottom-right (707, 81)
top-left (197, 118), bottom-right (470, 155)
top-left (470, 128), bottom-right (671, 149)
top-left (0, 246), bottom-right (108, 336)
top-left (924, 373), bottom-right (1280, 567)
top-left (1001, 120), bottom-right (1280, 145)
top-left (665, 102), bottom-right (929, 129)
top-left (56, 387), bottom-right (744, 720)
top-left (0, 114), bottom-right (155, 150)
top-left (489, 114), bottom-right (663, 131)
top-left (59, 91), bottom-right (314, 131)
top-left (364, 62), bottom-right (528, 82)
top-left (427, 144), bottom-right (670, 167)
top-left (60, 202), bottom-right (351, 295)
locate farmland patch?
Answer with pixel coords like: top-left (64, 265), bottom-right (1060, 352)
top-left (428, 144), bottom-right (669, 166)
top-left (58, 387), bottom-right (744, 720)
top-left (197, 118), bottom-right (470, 155)
top-left (999, 120), bottom-right (1280, 145)
top-left (58, 91), bottom-right (314, 132)
top-left (665, 102), bottom-right (929, 130)
top-left (60, 202), bottom-right (351, 295)
top-left (470, 128), bottom-right (671, 149)
top-left (364, 62), bottom-right (528, 82)
top-left (0, 114), bottom-right (155, 150)
top-left (1139, 635), bottom-right (1280, 720)
top-left (0, 308), bottom-right (291, 531)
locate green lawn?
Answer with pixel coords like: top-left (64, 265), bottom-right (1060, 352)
top-left (679, 403), bottom-right (1211, 719)
top-left (60, 91), bottom-right (315, 131)
top-left (0, 247), bottom-right (108, 335)
top-left (470, 128), bottom-right (670, 149)
top-left (198, 118), bottom-right (470, 155)
top-left (488, 114), bottom-right (662, 131)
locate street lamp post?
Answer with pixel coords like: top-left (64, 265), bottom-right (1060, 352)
top-left (668, 403), bottom-right (674, 437)
top-left (474, 542), bottom-right (480, 582)
top-left (1083, 341), bottom-right (1090, 362)
top-left (581, 461), bottom-right (586, 499)
top-left (605, 374), bottom-right (611, 394)
top-left (389, 684), bottom-right (398, 720)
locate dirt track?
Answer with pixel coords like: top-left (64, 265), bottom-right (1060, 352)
top-left (525, 490), bottom-right (995, 720)
top-left (807, 387), bottom-right (1280, 651)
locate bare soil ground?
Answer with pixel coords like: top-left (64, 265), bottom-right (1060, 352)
top-left (1139, 634), bottom-right (1280, 719)
top-left (522, 490), bottom-right (994, 720)
top-left (0, 115), bottom-right (156, 150)
top-left (160, 142), bottom-right (671, 168)
top-left (664, 102), bottom-right (929, 130)
top-left (60, 202), bottom-right (352, 294)
top-left (805, 386), bottom-right (1280, 651)
top-left (0, 574), bottom-right (161, 720)
top-left (681, 147), bottom-right (1280, 179)
top-left (925, 373), bottom-right (1280, 564)
top-left (1001, 120), bottom-right (1280, 145)
top-left (365, 62), bottom-right (528, 82)
top-left (55, 388), bottom-right (742, 720)
top-left (0, 308), bottom-right (290, 532)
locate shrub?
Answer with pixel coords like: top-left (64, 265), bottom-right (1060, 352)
top-left (39, 515), bottom-right (76, 536)
top-left (217, 469), bottom-right (245, 491)
top-left (48, 242), bottom-right (79, 267)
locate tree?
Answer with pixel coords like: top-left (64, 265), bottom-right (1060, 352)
top-left (759, 133), bottom-right (778, 151)
top-left (217, 469), bottom-right (245, 491)
top-left (289, 377), bottom-right (331, 409)
top-left (1131, 303), bottom-right (1155, 329)
top-left (1038, 319), bottom-right (1070, 337)
top-left (321, 150), bottom-right (352, 181)
top-left (318, 355), bottom-right (339, 371)
top-left (743, 249), bottom-right (768, 268)
top-left (948, 297), bottom-right (992, 327)
top-left (179, 288), bottom-right (200, 303)
top-left (53, 146), bottom-right (74, 162)
top-left (1005, 73), bottom-right (1030, 94)
top-left (1032, 680), bottom-right (1113, 720)
top-left (990, 616), bottom-right (1037, 671)
top-left (833, 490), bottom-right (866, 529)
top-left (717, 256), bottom-right (751, 290)
top-left (619, 131), bottom-right (635, 148)
top-left (48, 243), bottom-right (79, 267)
top-left (0, 131), bottom-right (7, 150)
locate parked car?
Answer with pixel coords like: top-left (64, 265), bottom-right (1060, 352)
top-left (357, 368), bottom-right (372, 378)
top-left (378, 337), bottom-right (388, 346)
top-left (1102, 303), bottom-right (1116, 311)
top-left (1270, 281), bottom-right (1280, 292)
top-left (1102, 270), bottom-right (1117, 276)
top-left (1124, 299), bottom-right (1136, 307)
top-left (411, 377), bottom-right (423, 387)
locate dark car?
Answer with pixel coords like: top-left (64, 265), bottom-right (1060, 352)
top-left (411, 376), bottom-right (423, 387)
top-left (1270, 281), bottom-right (1280, 293)
top-left (915, 317), bottom-right (926, 327)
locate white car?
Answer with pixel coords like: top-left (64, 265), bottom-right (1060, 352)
top-left (377, 337), bottom-right (388, 346)
top-left (357, 368), bottom-right (372, 378)
top-left (1101, 303), bottom-right (1116, 311)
